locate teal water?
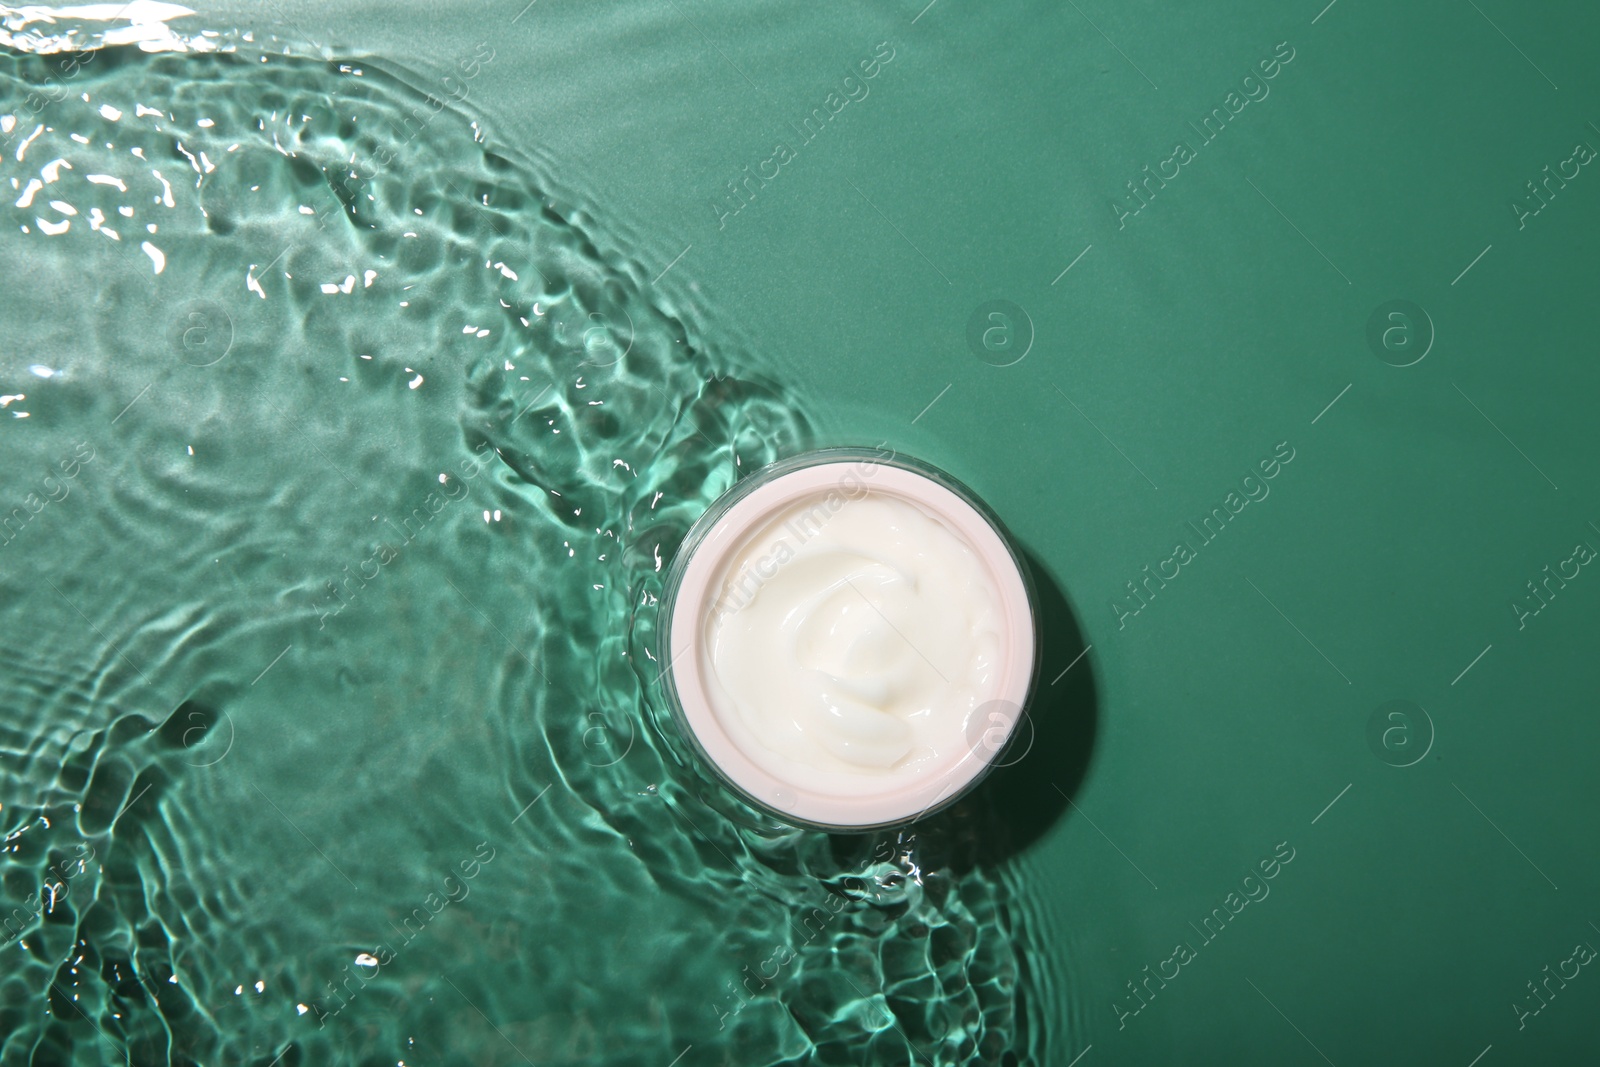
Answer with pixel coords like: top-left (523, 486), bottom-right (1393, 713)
top-left (0, 23), bottom-right (1048, 1067)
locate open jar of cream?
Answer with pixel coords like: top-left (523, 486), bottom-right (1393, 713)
top-left (659, 448), bottom-right (1038, 831)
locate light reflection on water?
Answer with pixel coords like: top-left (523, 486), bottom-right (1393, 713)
top-left (0, 7), bottom-right (1043, 1065)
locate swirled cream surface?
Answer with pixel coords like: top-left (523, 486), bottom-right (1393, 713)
top-left (701, 489), bottom-right (1005, 794)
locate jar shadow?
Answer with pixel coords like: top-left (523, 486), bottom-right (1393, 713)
top-left (889, 546), bottom-right (1099, 874)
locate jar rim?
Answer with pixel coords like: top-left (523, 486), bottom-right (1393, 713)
top-left (657, 447), bottom-right (1038, 831)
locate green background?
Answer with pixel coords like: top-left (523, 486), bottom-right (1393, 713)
top-left (321, 0), bottom-right (1600, 1061)
top-left (13, 0), bottom-right (1600, 1062)
top-left (530, 0), bottom-right (1594, 1059)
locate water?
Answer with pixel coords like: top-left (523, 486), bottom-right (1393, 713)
top-left (0, 19), bottom-right (1047, 1066)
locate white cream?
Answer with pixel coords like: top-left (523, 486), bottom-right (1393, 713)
top-left (700, 490), bottom-right (1005, 795)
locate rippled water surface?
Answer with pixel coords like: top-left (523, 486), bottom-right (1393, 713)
top-left (0, 18), bottom-right (1047, 1067)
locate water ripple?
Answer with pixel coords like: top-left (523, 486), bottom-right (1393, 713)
top-left (0, 24), bottom-right (1043, 1067)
